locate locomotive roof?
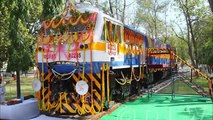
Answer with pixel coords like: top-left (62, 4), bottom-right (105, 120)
top-left (124, 25), bottom-right (146, 37)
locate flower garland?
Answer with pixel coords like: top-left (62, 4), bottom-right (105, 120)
top-left (42, 13), bottom-right (94, 30)
top-left (38, 12), bottom-right (97, 61)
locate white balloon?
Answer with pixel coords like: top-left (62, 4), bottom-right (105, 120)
top-left (32, 79), bottom-right (41, 92)
top-left (76, 80), bottom-right (89, 95)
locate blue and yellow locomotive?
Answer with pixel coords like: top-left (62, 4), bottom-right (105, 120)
top-left (36, 1), bottom-right (176, 115)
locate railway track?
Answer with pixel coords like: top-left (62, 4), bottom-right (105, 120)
top-left (144, 73), bottom-right (181, 94)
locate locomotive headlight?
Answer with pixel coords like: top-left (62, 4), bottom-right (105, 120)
top-left (85, 44), bottom-right (88, 49)
top-left (80, 44), bottom-right (88, 49)
top-left (80, 44), bottom-right (84, 49)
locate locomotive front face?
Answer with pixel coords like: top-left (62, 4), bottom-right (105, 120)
top-left (35, 2), bottom-right (109, 114)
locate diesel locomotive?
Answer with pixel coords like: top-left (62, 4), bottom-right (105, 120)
top-left (35, 1), bottom-right (176, 115)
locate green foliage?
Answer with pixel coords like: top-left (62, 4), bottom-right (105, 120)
top-left (135, 0), bottom-right (169, 38)
top-left (0, 0), bottom-right (65, 71)
top-left (166, 36), bottom-right (189, 60)
top-left (190, 1), bottom-right (213, 66)
top-left (7, 20), bottom-right (34, 72)
top-left (194, 15), bottom-right (213, 65)
top-left (174, 0), bottom-right (212, 67)
top-left (0, 2), bottom-right (10, 68)
top-left (6, 0), bottom-right (36, 72)
top-left (0, 0), bottom-right (66, 99)
top-left (41, 0), bottom-right (66, 20)
top-left (204, 45), bottom-right (213, 65)
top-left (199, 38), bottom-right (213, 65)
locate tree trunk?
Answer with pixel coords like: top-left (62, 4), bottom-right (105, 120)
top-left (186, 20), bottom-right (196, 67)
top-left (187, 12), bottom-right (198, 68)
top-left (115, 0), bottom-right (118, 19)
top-left (154, 0), bottom-right (157, 39)
top-left (188, 40), bottom-right (196, 66)
top-left (180, 0), bottom-right (197, 68)
top-left (109, 0), bottom-right (114, 17)
top-left (16, 70), bottom-right (21, 99)
top-left (184, 9), bottom-right (196, 67)
top-left (122, 0), bottom-right (126, 23)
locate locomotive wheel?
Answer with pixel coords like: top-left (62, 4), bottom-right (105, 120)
top-left (130, 80), bottom-right (139, 95)
top-left (147, 73), bottom-right (154, 86)
top-left (112, 85), bottom-right (124, 102)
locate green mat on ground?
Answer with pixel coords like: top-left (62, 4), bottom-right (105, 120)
top-left (101, 94), bottom-right (213, 120)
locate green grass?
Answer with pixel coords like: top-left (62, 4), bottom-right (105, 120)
top-left (158, 80), bottom-right (197, 94)
top-left (4, 75), bottom-right (35, 100)
top-left (101, 75), bottom-right (213, 120)
top-left (101, 94), bottom-right (213, 120)
top-left (158, 77), bottom-right (209, 95)
top-left (193, 77), bottom-right (209, 91)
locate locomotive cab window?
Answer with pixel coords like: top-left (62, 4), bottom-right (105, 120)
top-left (117, 25), bottom-right (122, 43)
top-left (70, 24), bottom-right (85, 32)
top-left (101, 19), bottom-right (122, 43)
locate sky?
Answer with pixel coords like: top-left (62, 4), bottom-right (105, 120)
top-left (97, 0), bottom-right (186, 34)
top-left (78, 0), bottom-right (210, 34)
top-left (121, 0), bottom-right (210, 33)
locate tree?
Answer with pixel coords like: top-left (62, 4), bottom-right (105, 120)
top-left (0, 0), bottom-right (67, 99)
top-left (208, 0), bottom-right (213, 12)
top-left (174, 0), bottom-right (210, 68)
top-left (41, 0), bottom-right (66, 20)
top-left (4, 0), bottom-right (65, 98)
top-left (135, 0), bottom-right (169, 39)
top-left (97, 0), bottom-right (130, 23)
top-left (6, 0), bottom-right (38, 98)
top-left (0, 2), bottom-right (10, 69)
top-left (167, 35), bottom-right (189, 60)
top-left (195, 15), bottom-right (213, 65)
